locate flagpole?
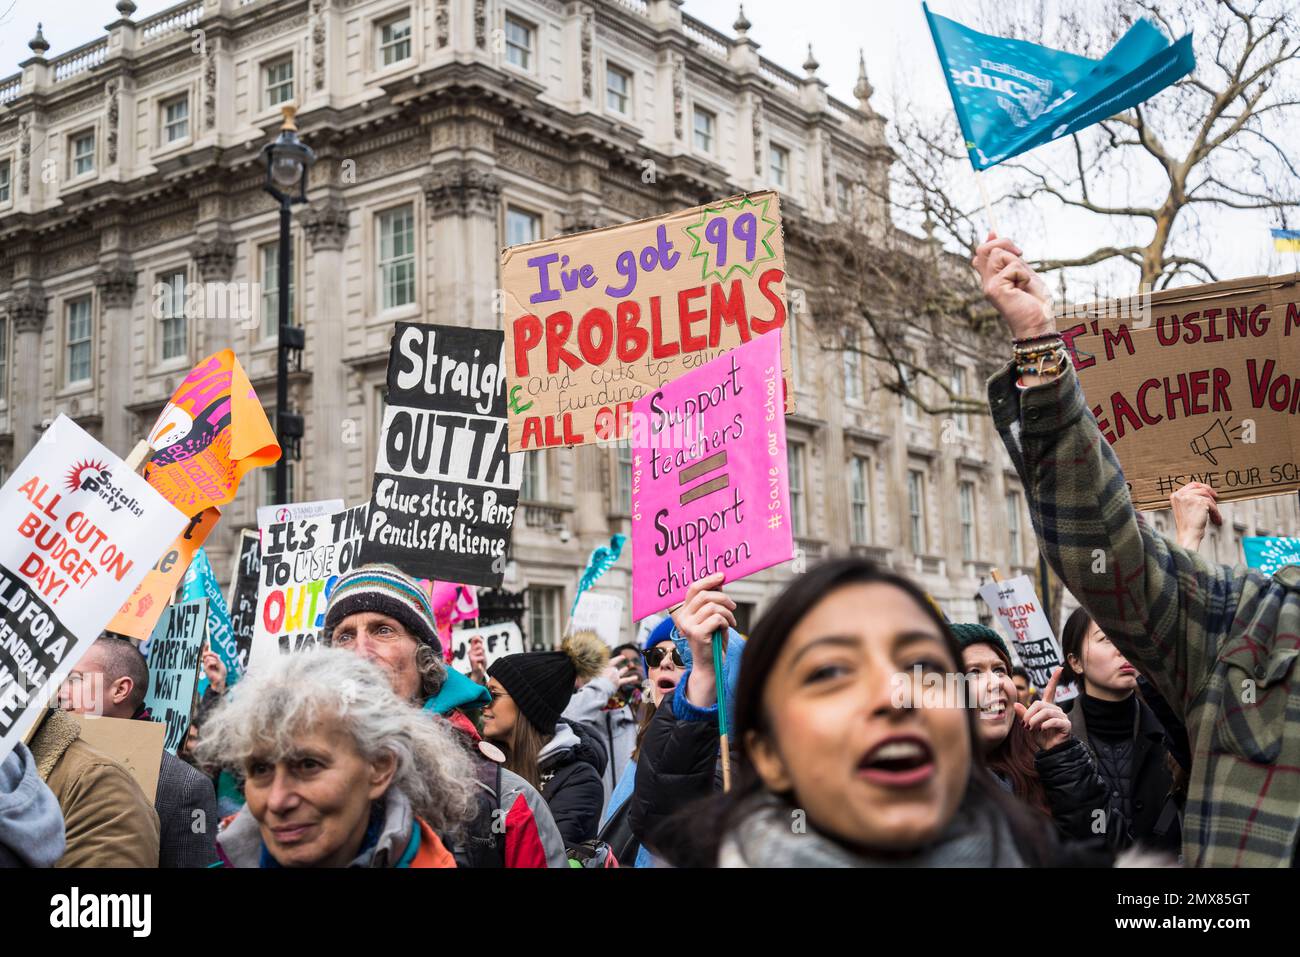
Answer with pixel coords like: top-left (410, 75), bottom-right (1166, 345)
top-left (976, 171), bottom-right (999, 235)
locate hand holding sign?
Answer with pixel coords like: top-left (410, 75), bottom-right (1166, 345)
top-left (1014, 667), bottom-right (1072, 752)
top-left (467, 636), bottom-right (487, 684)
top-left (671, 572), bottom-right (735, 709)
top-left (1170, 481), bottom-right (1222, 550)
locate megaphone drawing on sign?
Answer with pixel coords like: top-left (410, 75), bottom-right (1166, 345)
top-left (1190, 417), bottom-right (1238, 467)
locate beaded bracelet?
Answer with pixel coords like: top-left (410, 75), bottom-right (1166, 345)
top-left (1012, 331), bottom-right (1064, 347)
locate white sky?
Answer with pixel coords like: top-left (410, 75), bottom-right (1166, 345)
top-left (7, 0), bottom-right (1298, 293)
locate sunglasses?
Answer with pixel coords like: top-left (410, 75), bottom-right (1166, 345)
top-left (643, 646), bottom-right (684, 669)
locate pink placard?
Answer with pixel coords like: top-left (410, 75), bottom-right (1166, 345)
top-left (631, 331), bottom-right (793, 620)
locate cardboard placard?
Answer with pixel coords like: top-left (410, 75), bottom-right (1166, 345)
top-left (256, 499), bottom-right (345, 529)
top-left (227, 530), bottom-right (261, 673)
top-left (70, 714), bottom-right (165, 803)
top-left (250, 504), bottom-right (368, 669)
top-left (1242, 536), bottom-right (1300, 576)
top-left (142, 350), bottom-right (280, 511)
top-left (502, 191), bottom-right (793, 452)
top-left (631, 331), bottom-right (794, 620)
top-left (977, 576), bottom-right (1077, 703)
top-left (142, 600), bottom-right (208, 753)
top-left (448, 621), bottom-right (525, 674)
top-left (0, 415), bottom-right (186, 765)
top-left (361, 323), bottom-right (523, 587)
top-left (1067, 274), bottom-right (1300, 509)
top-left (181, 548), bottom-right (239, 693)
top-left (108, 506), bottom-right (221, 640)
top-left (572, 592), bottom-right (625, 648)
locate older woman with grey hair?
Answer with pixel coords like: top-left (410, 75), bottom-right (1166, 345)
top-left (200, 648), bottom-right (476, 868)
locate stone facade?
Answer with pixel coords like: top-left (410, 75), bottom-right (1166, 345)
top-left (1, 0), bottom-right (1295, 646)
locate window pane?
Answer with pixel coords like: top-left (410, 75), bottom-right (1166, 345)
top-left (506, 207), bottom-right (541, 247)
top-left (615, 443), bottom-right (632, 513)
top-left (159, 271), bottom-right (187, 361)
top-left (66, 299), bottom-right (92, 385)
top-left (164, 98), bottom-right (189, 142)
top-left (606, 66), bottom-right (630, 113)
top-left (693, 109), bottom-right (714, 152)
top-left (0, 160), bottom-right (10, 202)
top-left (521, 451), bottom-right (544, 501)
top-left (843, 329), bottom-right (861, 401)
top-left (770, 145), bottom-right (788, 187)
top-left (908, 470), bottom-right (925, 554)
top-left (787, 443), bottom-right (805, 537)
top-left (73, 135), bottom-right (95, 176)
top-left (265, 59), bottom-right (294, 107)
top-left (506, 17), bottom-right (533, 69)
top-left (528, 586), bottom-right (558, 651)
top-left (0, 317), bottom-right (8, 398)
top-left (850, 456), bottom-right (870, 544)
top-left (380, 16), bottom-right (412, 66)
top-left (960, 481), bottom-right (975, 562)
top-left (378, 205), bottom-right (415, 309)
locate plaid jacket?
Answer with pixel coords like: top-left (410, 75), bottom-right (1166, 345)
top-left (990, 362), bottom-right (1300, 867)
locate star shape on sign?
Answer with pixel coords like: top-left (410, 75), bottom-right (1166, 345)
top-left (683, 194), bottom-right (781, 285)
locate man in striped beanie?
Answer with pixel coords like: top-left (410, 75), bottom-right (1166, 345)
top-left (325, 564), bottom-right (491, 719)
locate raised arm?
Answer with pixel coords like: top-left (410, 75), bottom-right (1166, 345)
top-left (975, 234), bottom-right (1237, 715)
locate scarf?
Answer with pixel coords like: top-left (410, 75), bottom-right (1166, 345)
top-left (718, 789), bottom-right (1026, 868)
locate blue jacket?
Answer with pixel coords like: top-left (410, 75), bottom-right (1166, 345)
top-left (669, 626), bottom-right (745, 724)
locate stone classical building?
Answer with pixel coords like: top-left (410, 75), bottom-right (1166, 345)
top-left (1, 0), bottom-right (1295, 646)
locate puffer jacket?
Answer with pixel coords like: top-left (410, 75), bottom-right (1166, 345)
top-left (538, 720), bottom-right (607, 847)
top-left (1036, 697), bottom-right (1182, 854)
top-left (29, 709), bottom-right (160, 868)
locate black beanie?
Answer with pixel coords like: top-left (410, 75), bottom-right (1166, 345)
top-left (488, 651), bottom-right (574, 735)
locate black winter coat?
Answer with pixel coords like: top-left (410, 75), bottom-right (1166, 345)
top-left (627, 689), bottom-right (730, 866)
top-left (539, 721), bottom-right (608, 848)
top-left (1038, 697), bottom-right (1182, 854)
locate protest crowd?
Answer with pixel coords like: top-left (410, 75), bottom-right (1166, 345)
top-left (0, 4), bottom-right (1297, 879)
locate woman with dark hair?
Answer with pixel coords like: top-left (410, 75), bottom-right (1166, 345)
top-left (1052, 607), bottom-right (1185, 855)
top-left (633, 560), bottom-right (1103, 867)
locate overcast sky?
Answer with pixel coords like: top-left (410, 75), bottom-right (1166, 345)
top-left (6, 0), bottom-right (1297, 293)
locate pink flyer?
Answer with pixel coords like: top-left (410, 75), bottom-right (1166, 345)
top-left (631, 330), bottom-right (793, 620)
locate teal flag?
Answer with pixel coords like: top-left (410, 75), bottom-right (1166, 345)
top-left (182, 547), bottom-right (240, 693)
top-left (923, 3), bottom-right (1195, 170)
top-left (1243, 537), bottom-right (1300, 576)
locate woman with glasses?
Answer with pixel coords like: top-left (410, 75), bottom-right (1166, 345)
top-left (482, 631), bottom-right (611, 847)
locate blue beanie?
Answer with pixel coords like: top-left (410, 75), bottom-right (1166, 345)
top-left (644, 617), bottom-right (675, 651)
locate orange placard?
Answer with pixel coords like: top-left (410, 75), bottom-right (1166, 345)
top-left (142, 350), bottom-right (280, 512)
top-left (107, 506), bottom-right (221, 639)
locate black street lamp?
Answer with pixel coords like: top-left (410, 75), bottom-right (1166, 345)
top-left (261, 104), bottom-right (315, 505)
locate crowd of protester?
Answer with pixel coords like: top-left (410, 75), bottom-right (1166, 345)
top-left (1, 236), bottom-right (1295, 868)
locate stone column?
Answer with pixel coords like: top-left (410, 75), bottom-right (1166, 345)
top-left (93, 261), bottom-right (137, 454)
top-left (189, 233), bottom-right (236, 359)
top-left (422, 159), bottom-right (501, 330)
top-left (9, 288), bottom-right (46, 461)
top-left (301, 195), bottom-right (351, 500)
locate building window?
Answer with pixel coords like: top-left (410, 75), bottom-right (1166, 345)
top-left (505, 15), bottom-right (535, 71)
top-left (693, 107), bottom-right (715, 153)
top-left (951, 366), bottom-right (969, 433)
top-left (836, 176), bottom-right (851, 215)
top-left (769, 143), bottom-right (790, 188)
top-left (260, 241), bottom-right (295, 340)
top-left (528, 585), bottom-right (561, 651)
top-left (158, 270), bottom-right (188, 362)
top-left (959, 480), bottom-right (977, 562)
top-left (161, 96), bottom-right (189, 144)
top-left (907, 469), bottom-right (926, 554)
top-left (0, 159), bottom-right (10, 203)
top-left (71, 131), bottom-right (95, 177)
top-left (787, 442), bottom-right (806, 537)
top-left (521, 451), bottom-right (546, 501)
top-left (850, 456), bottom-right (871, 545)
top-left (901, 352), bottom-right (919, 423)
top-left (264, 57), bottom-right (294, 109)
top-left (615, 442), bottom-right (632, 513)
top-left (65, 297), bottom-right (93, 386)
top-left (1006, 491), bottom-right (1022, 564)
top-left (262, 458), bottom-right (297, 507)
top-left (606, 63), bottom-right (631, 114)
top-left (843, 327), bottom-right (862, 402)
top-left (378, 12), bottom-right (412, 67)
top-left (505, 206), bottom-right (541, 247)
top-left (377, 205), bottom-right (416, 310)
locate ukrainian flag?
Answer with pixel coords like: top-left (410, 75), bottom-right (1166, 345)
top-left (1272, 228), bottom-right (1300, 252)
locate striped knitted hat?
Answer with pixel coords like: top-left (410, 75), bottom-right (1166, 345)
top-left (324, 564), bottom-right (440, 654)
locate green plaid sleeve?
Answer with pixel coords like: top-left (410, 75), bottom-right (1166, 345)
top-left (988, 361), bottom-right (1237, 715)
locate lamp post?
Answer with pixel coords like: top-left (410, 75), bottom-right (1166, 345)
top-left (261, 104), bottom-right (315, 505)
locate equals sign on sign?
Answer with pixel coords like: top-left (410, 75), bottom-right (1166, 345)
top-left (678, 451), bottom-right (729, 505)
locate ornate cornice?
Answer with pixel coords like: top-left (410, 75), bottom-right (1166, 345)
top-left (302, 197), bottom-right (351, 251)
top-left (9, 289), bottom-right (47, 334)
top-left (190, 237), bottom-right (236, 282)
top-left (422, 162), bottom-right (500, 217)
top-left (94, 265), bottom-right (137, 308)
